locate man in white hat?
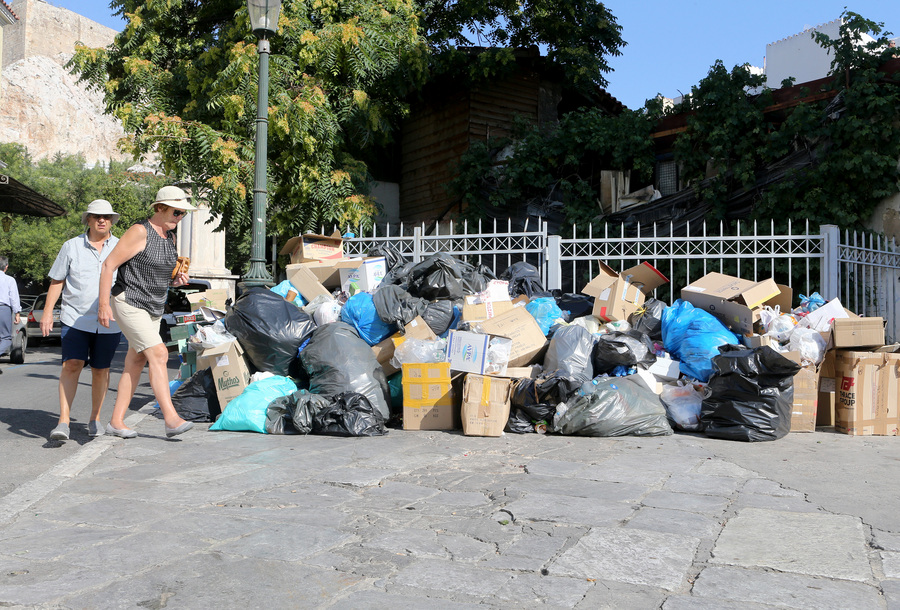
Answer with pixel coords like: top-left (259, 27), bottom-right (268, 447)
top-left (45, 200), bottom-right (123, 441)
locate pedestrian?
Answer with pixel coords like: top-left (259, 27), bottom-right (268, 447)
top-left (45, 200), bottom-right (124, 441)
top-left (0, 255), bottom-right (22, 375)
top-left (97, 186), bottom-right (196, 439)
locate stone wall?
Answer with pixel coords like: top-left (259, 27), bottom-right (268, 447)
top-left (2, 0), bottom-right (116, 69)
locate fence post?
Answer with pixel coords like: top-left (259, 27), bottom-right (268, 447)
top-left (820, 224), bottom-right (840, 301)
top-left (413, 226), bottom-right (423, 263)
top-left (546, 234), bottom-right (562, 291)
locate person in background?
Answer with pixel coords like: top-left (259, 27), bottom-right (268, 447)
top-left (97, 186), bottom-right (195, 439)
top-left (0, 255), bottom-right (21, 375)
top-left (45, 200), bottom-right (124, 441)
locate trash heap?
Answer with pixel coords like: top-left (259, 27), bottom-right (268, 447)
top-left (166, 232), bottom-right (899, 440)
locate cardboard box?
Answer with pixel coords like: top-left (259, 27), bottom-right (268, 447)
top-left (479, 307), bottom-right (547, 367)
top-left (402, 362), bottom-right (456, 430)
top-left (831, 318), bottom-right (884, 348)
top-left (681, 273), bottom-right (783, 334)
top-left (461, 374), bottom-right (512, 436)
top-left (338, 257), bottom-right (387, 293)
top-left (834, 349), bottom-right (900, 435)
top-left (197, 340), bottom-right (252, 408)
top-left (461, 299), bottom-right (515, 323)
top-left (372, 316), bottom-right (438, 376)
top-left (285, 264), bottom-right (333, 303)
top-left (446, 331), bottom-right (512, 375)
top-left (742, 333), bottom-right (773, 349)
top-left (581, 261), bottom-right (669, 322)
top-left (801, 298), bottom-right (851, 332)
top-left (790, 366), bottom-right (819, 432)
top-left (279, 231), bottom-right (344, 264)
top-left (186, 289), bottom-right (228, 312)
top-left (297, 259), bottom-right (345, 288)
top-left (504, 365), bottom-right (542, 379)
top-left (817, 388), bottom-right (837, 427)
top-left (646, 356), bottom-right (681, 382)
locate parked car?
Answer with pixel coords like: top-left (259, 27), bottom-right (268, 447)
top-left (26, 292), bottom-right (61, 343)
top-left (1, 301), bottom-right (28, 364)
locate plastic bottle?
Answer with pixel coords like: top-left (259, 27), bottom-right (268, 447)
top-left (578, 377), bottom-right (601, 396)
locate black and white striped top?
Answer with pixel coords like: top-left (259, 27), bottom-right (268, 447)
top-left (113, 219), bottom-right (176, 316)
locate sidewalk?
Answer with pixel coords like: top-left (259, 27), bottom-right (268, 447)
top-left (0, 405), bottom-right (898, 608)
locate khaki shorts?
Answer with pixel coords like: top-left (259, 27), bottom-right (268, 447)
top-left (111, 293), bottom-right (163, 353)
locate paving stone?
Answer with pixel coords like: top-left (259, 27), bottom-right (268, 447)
top-left (576, 462), bottom-right (672, 487)
top-left (876, 530), bottom-right (900, 552)
top-left (507, 474), bottom-right (646, 503)
top-left (235, 482), bottom-right (358, 508)
top-left (641, 490), bottom-right (730, 515)
top-left (493, 573), bottom-right (593, 607)
top-left (732, 493), bottom-right (821, 513)
top-left (625, 507), bottom-right (723, 540)
top-left (363, 528), bottom-right (452, 558)
top-left (320, 467), bottom-right (397, 488)
top-left (363, 482), bottom-right (441, 504)
top-left (663, 596), bottom-right (777, 609)
top-left (0, 556), bottom-right (98, 606)
top-left (422, 516), bottom-right (521, 546)
top-left (330, 591), bottom-right (484, 609)
top-left (884, 552), bottom-right (900, 578)
top-left (740, 478), bottom-right (804, 497)
top-left (524, 458), bottom-right (593, 477)
top-left (694, 459), bottom-right (759, 478)
top-left (214, 522), bottom-right (352, 562)
top-left (575, 579), bottom-right (667, 609)
top-left (691, 565), bottom-right (884, 609)
top-left (883, 579), bottom-right (900, 610)
top-left (0, 523), bottom-right (127, 560)
top-left (58, 529), bottom-right (209, 575)
top-left (36, 497), bottom-right (178, 529)
top-left (663, 473), bottom-right (741, 497)
top-left (146, 510), bottom-right (269, 542)
top-left (710, 508), bottom-right (871, 581)
top-left (504, 493), bottom-right (635, 527)
top-left (549, 527), bottom-right (699, 591)
top-left (392, 557), bottom-right (512, 598)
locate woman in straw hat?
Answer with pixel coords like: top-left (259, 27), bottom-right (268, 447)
top-left (98, 186), bottom-right (196, 439)
top-left (46, 200), bottom-right (123, 441)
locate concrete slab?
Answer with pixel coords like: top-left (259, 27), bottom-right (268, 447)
top-left (625, 506), bottom-right (723, 540)
top-left (641, 490), bottom-right (731, 515)
top-left (214, 522), bottom-right (352, 562)
top-left (691, 566), bottom-right (884, 609)
top-left (549, 527), bottom-right (700, 591)
top-left (392, 557), bottom-right (512, 598)
top-left (494, 573), bottom-right (593, 607)
top-left (711, 508), bottom-right (871, 581)
top-left (883, 579), bottom-right (900, 610)
top-left (884, 552), bottom-right (900, 579)
top-left (663, 473), bottom-right (741, 497)
top-left (575, 579), bottom-right (668, 609)
top-left (504, 493), bottom-right (635, 527)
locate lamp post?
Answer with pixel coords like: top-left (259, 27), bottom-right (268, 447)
top-left (241, 0), bottom-right (282, 288)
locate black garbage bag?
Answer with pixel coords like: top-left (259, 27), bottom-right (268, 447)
top-left (701, 345), bottom-right (801, 442)
top-left (312, 392), bottom-right (388, 437)
top-left (461, 262), bottom-right (496, 294)
top-left (505, 401), bottom-right (557, 434)
top-left (292, 391), bottom-right (332, 434)
top-left (628, 298), bottom-right (668, 341)
top-left (543, 325), bottom-right (594, 382)
top-left (555, 377), bottom-right (673, 437)
top-left (265, 394), bottom-right (298, 435)
top-left (369, 243), bottom-right (408, 270)
top-left (300, 322), bottom-right (391, 420)
top-left (512, 374), bottom-right (580, 410)
top-left (422, 300), bottom-right (455, 336)
top-left (500, 261), bottom-right (550, 298)
top-left (592, 330), bottom-right (657, 374)
top-left (171, 368), bottom-right (220, 422)
top-left (553, 293), bottom-right (594, 320)
top-left (373, 284), bottom-right (427, 326)
top-left (407, 253), bottom-right (466, 300)
top-left (380, 260), bottom-right (414, 290)
top-left (224, 287), bottom-right (316, 377)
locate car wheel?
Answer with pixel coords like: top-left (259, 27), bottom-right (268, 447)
top-left (9, 329), bottom-right (26, 364)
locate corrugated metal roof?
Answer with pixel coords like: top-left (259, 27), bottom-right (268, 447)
top-left (0, 174), bottom-right (66, 217)
top-left (0, 0), bottom-right (17, 20)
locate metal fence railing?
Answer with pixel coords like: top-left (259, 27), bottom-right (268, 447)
top-left (334, 220), bottom-right (899, 343)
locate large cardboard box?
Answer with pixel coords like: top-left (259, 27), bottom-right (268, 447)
top-left (186, 289), bottom-right (228, 312)
top-left (834, 349), bottom-right (900, 435)
top-left (461, 281), bottom-right (513, 323)
top-left (461, 374), bottom-right (512, 436)
top-left (831, 318), bottom-right (884, 348)
top-left (372, 316), bottom-right (438, 376)
top-left (295, 259), bottom-right (345, 288)
top-left (446, 331), bottom-right (512, 375)
top-left (285, 264), bottom-right (333, 302)
top-left (790, 366), bottom-right (819, 432)
top-left (816, 350), bottom-right (837, 426)
top-left (196, 341), bottom-right (252, 408)
top-left (681, 273), bottom-right (783, 334)
top-left (478, 307), bottom-right (547, 367)
top-left (338, 257), bottom-right (387, 293)
top-left (279, 231), bottom-right (344, 264)
top-left (402, 362), bottom-right (456, 430)
top-left (581, 261), bottom-right (669, 322)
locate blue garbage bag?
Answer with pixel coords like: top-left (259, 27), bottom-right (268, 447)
top-left (661, 300), bottom-right (740, 382)
top-left (341, 292), bottom-right (398, 345)
top-left (209, 375), bottom-right (297, 433)
top-left (269, 279), bottom-right (306, 307)
top-left (526, 297), bottom-right (564, 335)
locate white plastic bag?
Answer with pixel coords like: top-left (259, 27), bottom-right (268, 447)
top-left (765, 313), bottom-right (798, 343)
top-left (570, 315), bottom-right (602, 335)
top-left (193, 322), bottom-right (237, 349)
top-left (659, 380), bottom-right (703, 431)
top-left (313, 300), bottom-right (342, 325)
top-left (605, 319), bottom-right (632, 333)
top-left (758, 305), bottom-right (780, 333)
top-left (788, 326), bottom-right (827, 365)
top-left (391, 338), bottom-right (448, 367)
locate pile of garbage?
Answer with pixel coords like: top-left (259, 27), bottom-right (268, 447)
top-left (166, 234), bottom-right (894, 440)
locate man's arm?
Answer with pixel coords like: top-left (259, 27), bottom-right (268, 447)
top-left (40, 280), bottom-right (64, 337)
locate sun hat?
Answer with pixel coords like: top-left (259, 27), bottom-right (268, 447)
top-left (151, 185), bottom-right (197, 212)
top-left (81, 199), bottom-right (120, 225)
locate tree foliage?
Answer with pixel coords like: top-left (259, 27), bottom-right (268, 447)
top-left (0, 143), bottom-right (167, 285)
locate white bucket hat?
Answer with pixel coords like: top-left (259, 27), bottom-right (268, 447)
top-left (81, 199), bottom-right (120, 225)
top-left (151, 185), bottom-right (197, 212)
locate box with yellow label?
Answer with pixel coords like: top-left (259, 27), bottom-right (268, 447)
top-left (461, 374), bottom-right (512, 437)
top-left (402, 362), bottom-right (456, 430)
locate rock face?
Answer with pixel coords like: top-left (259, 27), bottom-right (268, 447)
top-left (0, 54), bottom-right (127, 164)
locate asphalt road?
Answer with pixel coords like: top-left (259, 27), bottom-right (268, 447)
top-left (0, 339), bottom-right (159, 498)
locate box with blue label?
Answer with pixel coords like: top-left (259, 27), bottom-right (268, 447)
top-left (338, 257), bottom-right (387, 293)
top-left (447, 330), bottom-right (512, 375)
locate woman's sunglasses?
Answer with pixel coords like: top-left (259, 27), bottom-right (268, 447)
top-left (171, 209), bottom-right (186, 218)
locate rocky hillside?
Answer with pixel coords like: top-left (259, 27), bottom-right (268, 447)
top-left (0, 53), bottom-right (128, 164)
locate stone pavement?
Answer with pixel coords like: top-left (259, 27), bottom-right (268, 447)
top-left (0, 404), bottom-right (898, 609)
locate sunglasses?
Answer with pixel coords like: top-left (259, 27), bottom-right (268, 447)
top-left (171, 209), bottom-right (186, 218)
top-left (90, 214), bottom-right (114, 221)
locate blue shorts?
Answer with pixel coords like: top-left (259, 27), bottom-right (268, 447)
top-left (60, 325), bottom-right (123, 369)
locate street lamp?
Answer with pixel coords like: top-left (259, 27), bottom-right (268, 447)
top-left (241, 0), bottom-right (282, 288)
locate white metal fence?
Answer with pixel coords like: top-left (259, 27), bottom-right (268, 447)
top-left (336, 220), bottom-right (899, 343)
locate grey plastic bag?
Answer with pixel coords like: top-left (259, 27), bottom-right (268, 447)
top-left (292, 391), bottom-right (332, 434)
top-left (555, 376), bottom-right (672, 437)
top-left (543, 325), bottom-right (594, 382)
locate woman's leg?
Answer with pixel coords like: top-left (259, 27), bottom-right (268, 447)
top-left (108, 347), bottom-right (146, 430)
top-left (143, 343), bottom-right (189, 429)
